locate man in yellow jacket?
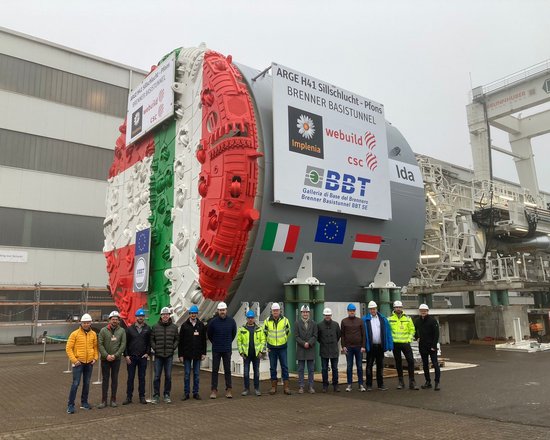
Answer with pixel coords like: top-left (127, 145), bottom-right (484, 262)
top-left (263, 303), bottom-right (291, 395)
top-left (65, 313), bottom-right (98, 414)
top-left (389, 301), bottom-right (419, 390)
top-left (237, 310), bottom-right (266, 396)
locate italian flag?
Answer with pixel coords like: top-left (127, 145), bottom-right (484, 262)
top-left (351, 234), bottom-right (382, 259)
top-left (261, 222), bottom-right (300, 253)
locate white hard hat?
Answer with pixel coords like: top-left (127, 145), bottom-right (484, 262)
top-left (108, 311), bottom-right (120, 319)
top-left (323, 308), bottom-right (332, 315)
top-left (367, 301), bottom-right (378, 308)
top-left (300, 305), bottom-right (310, 312)
top-left (80, 313), bottom-right (92, 322)
top-left (393, 300), bottom-right (403, 308)
top-left (271, 302), bottom-right (281, 310)
top-left (217, 302), bottom-right (228, 310)
top-left (160, 307), bottom-right (171, 314)
top-left (419, 303), bottom-right (430, 310)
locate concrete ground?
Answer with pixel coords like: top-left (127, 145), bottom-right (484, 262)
top-left (1, 344), bottom-right (549, 439)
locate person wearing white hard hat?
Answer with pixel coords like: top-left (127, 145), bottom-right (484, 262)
top-left (151, 306), bottom-right (179, 404)
top-left (295, 305), bottom-right (318, 394)
top-left (65, 313), bottom-right (98, 414)
top-left (263, 302), bottom-right (292, 395)
top-left (363, 301), bottom-right (393, 391)
top-left (415, 304), bottom-right (441, 391)
top-left (207, 302), bottom-right (237, 399)
top-left (389, 300), bottom-right (418, 390)
top-left (317, 307), bottom-right (341, 392)
top-left (97, 311), bottom-right (126, 408)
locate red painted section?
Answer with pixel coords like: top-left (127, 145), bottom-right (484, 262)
top-left (196, 51), bottom-right (262, 301)
top-left (108, 123), bottom-right (155, 178)
top-left (105, 245), bottom-right (147, 324)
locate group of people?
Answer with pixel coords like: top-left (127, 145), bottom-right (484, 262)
top-left (65, 300), bottom-right (440, 414)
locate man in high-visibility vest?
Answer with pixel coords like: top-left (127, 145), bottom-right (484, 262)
top-left (389, 300), bottom-right (419, 390)
top-left (263, 302), bottom-right (291, 395)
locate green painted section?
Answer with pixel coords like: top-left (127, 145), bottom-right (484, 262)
top-left (146, 120), bottom-right (176, 325)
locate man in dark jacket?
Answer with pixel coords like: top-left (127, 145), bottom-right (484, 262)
top-left (317, 307), bottom-right (341, 392)
top-left (295, 305), bottom-right (318, 394)
top-left (415, 303), bottom-right (440, 391)
top-left (178, 305), bottom-right (206, 401)
top-left (207, 302), bottom-right (237, 399)
top-left (341, 303), bottom-right (366, 392)
top-left (123, 308), bottom-right (151, 405)
top-left (363, 301), bottom-right (393, 391)
top-left (150, 307), bottom-right (179, 404)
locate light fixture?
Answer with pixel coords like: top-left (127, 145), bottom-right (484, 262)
top-left (427, 194), bottom-right (437, 207)
top-left (420, 254), bottom-right (440, 259)
top-left (524, 201), bottom-right (538, 207)
top-left (499, 195), bottom-right (514, 201)
top-left (515, 227), bottom-right (528, 232)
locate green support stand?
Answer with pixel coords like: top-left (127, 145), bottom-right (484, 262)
top-left (312, 285), bottom-right (325, 371)
top-left (490, 290), bottom-right (509, 306)
top-left (284, 285), bottom-right (297, 374)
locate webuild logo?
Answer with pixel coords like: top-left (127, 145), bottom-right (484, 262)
top-left (288, 106), bottom-right (324, 159)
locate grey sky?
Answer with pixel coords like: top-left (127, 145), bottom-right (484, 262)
top-left (4, 0), bottom-right (550, 190)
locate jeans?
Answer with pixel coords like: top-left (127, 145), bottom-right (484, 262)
top-left (366, 344), bottom-right (384, 387)
top-left (243, 356), bottom-right (260, 390)
top-left (126, 355), bottom-right (148, 399)
top-left (392, 342), bottom-right (415, 381)
top-left (211, 351), bottom-right (232, 391)
top-left (420, 349), bottom-right (441, 383)
top-left (321, 357), bottom-right (339, 387)
top-left (268, 346), bottom-right (289, 381)
top-left (345, 346), bottom-right (363, 385)
top-left (184, 358), bottom-right (201, 395)
top-left (154, 355), bottom-right (173, 397)
top-left (67, 362), bottom-right (94, 406)
top-left (101, 359), bottom-right (121, 401)
top-left (297, 359), bottom-right (314, 388)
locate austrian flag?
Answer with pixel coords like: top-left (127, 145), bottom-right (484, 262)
top-left (351, 234), bottom-right (382, 259)
top-left (261, 222), bottom-right (300, 253)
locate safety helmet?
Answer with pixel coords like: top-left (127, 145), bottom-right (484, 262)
top-left (217, 302), bottom-right (228, 310)
top-left (108, 311), bottom-right (120, 319)
top-left (271, 302), bottom-right (281, 310)
top-left (246, 310), bottom-right (255, 318)
top-left (160, 306), bottom-right (171, 314)
top-left (367, 301), bottom-right (378, 309)
top-left (393, 300), bottom-right (403, 308)
top-left (347, 303), bottom-right (356, 311)
top-left (300, 305), bottom-right (310, 312)
top-left (323, 308), bottom-right (332, 315)
top-left (189, 305), bottom-right (199, 314)
top-left (135, 308), bottom-right (146, 317)
top-left (80, 313), bottom-right (92, 322)
top-left (419, 304), bottom-right (430, 310)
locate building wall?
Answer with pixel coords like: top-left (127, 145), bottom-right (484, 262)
top-left (0, 27), bottom-right (146, 293)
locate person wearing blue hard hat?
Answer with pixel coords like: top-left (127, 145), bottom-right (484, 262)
top-left (178, 305), bottom-right (207, 400)
top-left (123, 308), bottom-right (151, 405)
top-left (237, 309), bottom-right (266, 396)
top-left (341, 303), bottom-right (366, 392)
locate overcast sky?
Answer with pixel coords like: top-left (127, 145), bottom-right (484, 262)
top-left (4, 0), bottom-right (550, 190)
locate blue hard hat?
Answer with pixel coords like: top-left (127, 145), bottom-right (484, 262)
top-left (347, 303), bottom-right (357, 311)
top-left (135, 308), bottom-right (146, 317)
top-left (189, 305), bottom-right (199, 314)
top-left (246, 310), bottom-right (256, 318)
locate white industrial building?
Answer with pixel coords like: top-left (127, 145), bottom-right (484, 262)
top-left (0, 27), bottom-right (146, 339)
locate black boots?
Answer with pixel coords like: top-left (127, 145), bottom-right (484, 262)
top-left (396, 378), bottom-right (405, 389)
top-left (421, 381), bottom-right (432, 389)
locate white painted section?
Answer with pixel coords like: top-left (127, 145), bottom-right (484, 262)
top-left (0, 27), bottom-right (146, 89)
top-left (0, 90), bottom-right (121, 150)
top-left (103, 157), bottom-right (152, 252)
top-left (168, 46), bottom-right (205, 325)
top-left (0, 166), bottom-right (106, 217)
top-left (0, 247), bottom-right (107, 287)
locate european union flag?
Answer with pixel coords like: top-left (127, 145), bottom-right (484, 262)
top-left (314, 216), bottom-right (347, 244)
top-left (135, 228), bottom-right (150, 255)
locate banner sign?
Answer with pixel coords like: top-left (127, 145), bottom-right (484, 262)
top-left (133, 228), bottom-right (151, 292)
top-left (0, 250), bottom-right (28, 263)
top-left (126, 53), bottom-right (175, 146)
top-left (272, 63), bottom-right (391, 220)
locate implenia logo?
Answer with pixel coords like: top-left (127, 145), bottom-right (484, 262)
top-left (304, 165), bottom-right (324, 188)
top-left (288, 106), bottom-right (324, 159)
